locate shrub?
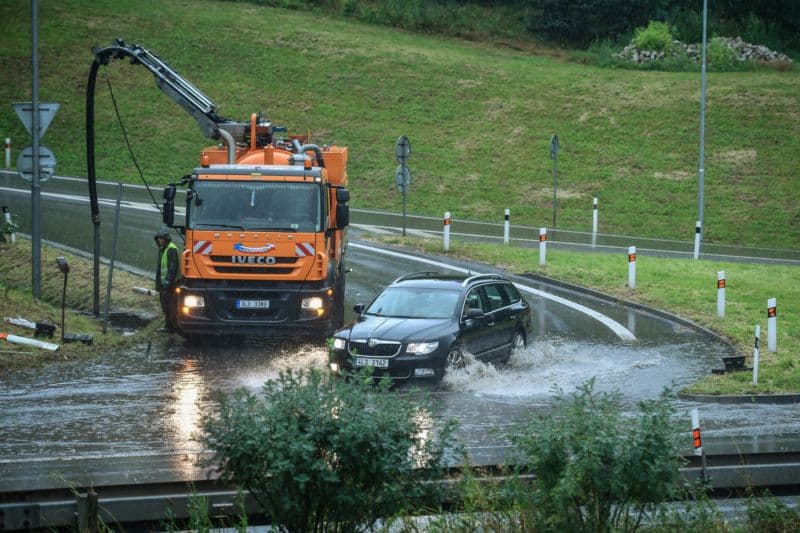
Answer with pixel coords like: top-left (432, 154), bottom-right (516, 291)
top-left (0, 212), bottom-right (17, 243)
top-left (200, 369), bottom-right (458, 532)
top-left (746, 494), bottom-right (800, 532)
top-left (707, 36), bottom-right (738, 71)
top-left (633, 20), bottom-right (675, 52)
top-left (509, 379), bottom-right (685, 532)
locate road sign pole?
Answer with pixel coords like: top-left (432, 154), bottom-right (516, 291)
top-left (402, 185), bottom-right (407, 237)
top-left (31, 0), bottom-right (42, 298)
top-left (550, 135), bottom-right (559, 229)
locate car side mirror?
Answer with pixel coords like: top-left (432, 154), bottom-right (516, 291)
top-left (353, 303), bottom-right (366, 315)
top-left (465, 308), bottom-right (484, 319)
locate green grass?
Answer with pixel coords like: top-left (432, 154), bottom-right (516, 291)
top-left (0, 0), bottom-right (798, 249)
top-left (0, 240), bottom-right (161, 369)
top-left (377, 235), bottom-right (799, 395)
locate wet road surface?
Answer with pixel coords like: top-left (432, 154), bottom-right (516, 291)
top-left (1, 175), bottom-right (799, 491)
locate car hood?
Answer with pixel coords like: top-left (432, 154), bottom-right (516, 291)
top-left (342, 316), bottom-right (452, 343)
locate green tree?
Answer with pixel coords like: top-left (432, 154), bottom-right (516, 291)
top-left (200, 369), bottom-right (458, 532)
top-left (510, 379), bottom-right (685, 532)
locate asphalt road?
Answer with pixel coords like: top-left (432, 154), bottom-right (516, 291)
top-left (1, 173), bottom-right (799, 493)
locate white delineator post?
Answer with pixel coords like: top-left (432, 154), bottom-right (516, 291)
top-left (592, 197), bottom-right (598, 248)
top-left (717, 271), bottom-right (726, 318)
top-left (691, 408), bottom-right (708, 481)
top-left (0, 332), bottom-right (59, 352)
top-left (4, 138), bottom-right (10, 168)
top-left (693, 220), bottom-right (702, 259)
top-left (443, 212), bottom-right (451, 252)
top-left (2, 206), bottom-right (15, 244)
top-left (753, 324), bottom-right (761, 385)
top-left (628, 246), bottom-right (636, 289)
top-left (691, 408), bottom-right (703, 456)
top-left (767, 298), bottom-right (777, 352)
top-left (538, 227), bottom-right (547, 266)
top-left (503, 208), bottom-right (510, 245)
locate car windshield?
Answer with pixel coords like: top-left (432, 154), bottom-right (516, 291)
top-left (188, 180), bottom-right (322, 232)
top-left (366, 287), bottom-right (460, 319)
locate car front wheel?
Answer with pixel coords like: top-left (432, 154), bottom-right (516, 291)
top-left (446, 344), bottom-right (466, 370)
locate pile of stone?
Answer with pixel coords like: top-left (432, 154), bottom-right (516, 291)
top-left (616, 36), bottom-right (792, 65)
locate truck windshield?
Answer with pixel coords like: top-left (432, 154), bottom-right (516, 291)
top-left (188, 180), bottom-right (322, 232)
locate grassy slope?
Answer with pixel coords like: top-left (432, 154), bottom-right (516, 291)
top-left (385, 235), bottom-right (799, 395)
top-left (0, 0), bottom-right (798, 248)
top-left (0, 240), bottom-right (161, 368)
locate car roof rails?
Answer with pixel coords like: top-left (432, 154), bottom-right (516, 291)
top-left (392, 271), bottom-right (443, 284)
top-left (462, 273), bottom-right (503, 286)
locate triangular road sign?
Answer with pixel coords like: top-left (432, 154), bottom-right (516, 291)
top-left (12, 102), bottom-right (59, 140)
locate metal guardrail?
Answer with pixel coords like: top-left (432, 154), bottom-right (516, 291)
top-left (2, 452), bottom-right (799, 531)
top-left (3, 172), bottom-right (798, 265)
top-left (350, 208), bottom-right (800, 265)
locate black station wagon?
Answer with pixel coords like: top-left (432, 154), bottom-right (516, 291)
top-left (329, 272), bottom-right (533, 381)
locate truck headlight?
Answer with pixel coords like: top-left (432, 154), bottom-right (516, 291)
top-left (183, 295), bottom-right (205, 308)
top-left (406, 341), bottom-right (439, 355)
top-left (301, 297), bottom-right (324, 310)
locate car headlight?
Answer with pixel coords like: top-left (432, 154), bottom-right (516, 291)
top-left (333, 338), bottom-right (346, 350)
top-left (301, 296), bottom-right (324, 310)
top-left (183, 295), bottom-right (205, 308)
top-left (406, 341), bottom-right (439, 355)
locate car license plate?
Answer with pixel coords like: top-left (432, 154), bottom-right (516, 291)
top-left (355, 357), bottom-right (389, 368)
top-left (236, 299), bottom-right (270, 309)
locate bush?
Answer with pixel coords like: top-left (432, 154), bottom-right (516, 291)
top-left (633, 20), bottom-right (675, 52)
top-left (200, 369), bottom-right (458, 532)
top-left (509, 379), bottom-right (685, 532)
top-left (707, 36), bottom-right (739, 71)
top-left (746, 494), bottom-right (800, 532)
top-left (0, 213), bottom-right (17, 243)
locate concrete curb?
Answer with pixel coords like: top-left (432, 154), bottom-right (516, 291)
top-left (353, 237), bottom-right (799, 405)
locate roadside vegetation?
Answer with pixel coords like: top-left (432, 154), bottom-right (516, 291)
top-left (0, 240), bottom-right (160, 369)
top-left (190, 372), bottom-right (800, 531)
top-left (377, 234), bottom-right (799, 396)
top-left (1, 0), bottom-right (798, 249)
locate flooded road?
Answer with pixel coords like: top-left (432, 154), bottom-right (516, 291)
top-left (1, 174), bottom-right (799, 492)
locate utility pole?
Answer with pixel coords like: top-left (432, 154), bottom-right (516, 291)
top-left (30, 0), bottom-right (42, 297)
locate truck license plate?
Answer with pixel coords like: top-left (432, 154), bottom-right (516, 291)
top-left (236, 299), bottom-right (270, 309)
top-left (355, 357), bottom-right (389, 368)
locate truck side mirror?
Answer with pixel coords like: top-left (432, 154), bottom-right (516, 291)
top-left (162, 201), bottom-right (175, 226)
top-left (162, 185), bottom-right (176, 226)
top-left (336, 188), bottom-right (350, 203)
top-left (336, 204), bottom-right (350, 229)
top-left (163, 185), bottom-right (176, 201)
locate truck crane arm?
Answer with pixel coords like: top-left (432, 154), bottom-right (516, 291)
top-left (91, 39), bottom-right (232, 139)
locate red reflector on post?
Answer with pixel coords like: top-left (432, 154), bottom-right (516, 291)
top-left (628, 253), bottom-right (636, 262)
top-left (717, 279), bottom-right (726, 289)
top-left (539, 234), bottom-right (547, 242)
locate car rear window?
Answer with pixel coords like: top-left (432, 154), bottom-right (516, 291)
top-left (500, 282), bottom-right (521, 303)
top-left (484, 283), bottom-right (510, 311)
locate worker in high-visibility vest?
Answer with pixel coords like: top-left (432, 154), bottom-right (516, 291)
top-left (154, 227), bottom-right (179, 332)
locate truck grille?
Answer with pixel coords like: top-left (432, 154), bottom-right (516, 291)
top-left (347, 340), bottom-right (402, 357)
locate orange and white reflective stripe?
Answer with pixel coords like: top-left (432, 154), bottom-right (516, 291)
top-left (193, 241), bottom-right (212, 255)
top-left (295, 243), bottom-right (315, 257)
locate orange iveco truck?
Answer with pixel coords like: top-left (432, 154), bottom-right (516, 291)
top-left (92, 40), bottom-right (350, 338)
